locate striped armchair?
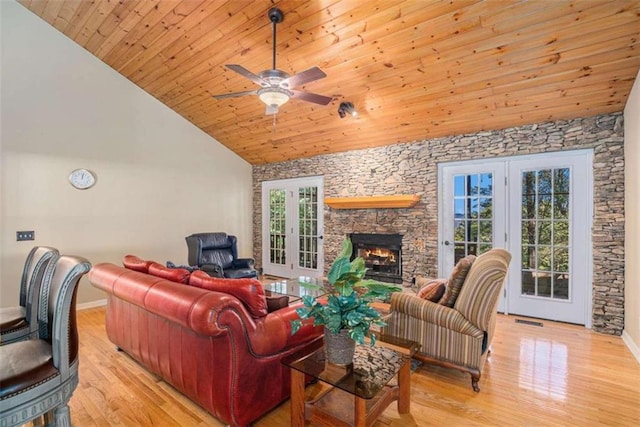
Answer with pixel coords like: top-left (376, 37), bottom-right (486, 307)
top-left (383, 248), bottom-right (511, 392)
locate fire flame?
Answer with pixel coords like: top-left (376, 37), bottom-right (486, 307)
top-left (363, 248), bottom-right (396, 263)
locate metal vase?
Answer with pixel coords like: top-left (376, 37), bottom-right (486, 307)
top-left (324, 327), bottom-right (356, 365)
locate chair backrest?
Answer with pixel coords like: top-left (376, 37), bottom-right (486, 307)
top-left (20, 246), bottom-right (59, 326)
top-left (38, 255), bottom-right (91, 376)
top-left (454, 248), bottom-right (511, 331)
top-left (186, 232), bottom-right (239, 268)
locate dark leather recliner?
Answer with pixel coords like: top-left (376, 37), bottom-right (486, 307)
top-left (186, 232), bottom-right (258, 279)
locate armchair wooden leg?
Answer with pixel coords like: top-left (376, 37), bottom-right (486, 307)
top-left (471, 372), bottom-right (481, 392)
top-left (415, 353), bottom-right (483, 392)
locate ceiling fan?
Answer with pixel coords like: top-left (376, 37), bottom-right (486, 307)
top-left (212, 7), bottom-right (332, 115)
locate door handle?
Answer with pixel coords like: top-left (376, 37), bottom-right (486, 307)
top-left (444, 240), bottom-right (451, 245)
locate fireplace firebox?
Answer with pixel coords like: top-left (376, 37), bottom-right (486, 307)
top-left (349, 233), bottom-right (403, 284)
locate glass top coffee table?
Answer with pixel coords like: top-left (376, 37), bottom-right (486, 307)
top-left (264, 276), bottom-right (325, 305)
top-left (282, 334), bottom-right (419, 427)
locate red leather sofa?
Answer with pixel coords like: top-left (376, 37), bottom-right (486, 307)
top-left (89, 256), bottom-right (323, 427)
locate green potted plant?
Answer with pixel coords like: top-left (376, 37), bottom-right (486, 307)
top-left (291, 238), bottom-right (402, 365)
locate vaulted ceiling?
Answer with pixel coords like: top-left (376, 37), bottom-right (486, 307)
top-left (17, 0), bottom-right (640, 165)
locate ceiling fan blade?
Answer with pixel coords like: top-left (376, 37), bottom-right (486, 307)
top-left (265, 104), bottom-right (279, 115)
top-left (212, 90), bottom-right (257, 100)
top-left (225, 64), bottom-right (268, 86)
top-left (291, 90), bottom-right (333, 105)
top-left (283, 66), bottom-right (327, 88)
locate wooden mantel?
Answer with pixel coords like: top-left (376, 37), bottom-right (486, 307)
top-left (324, 195), bottom-right (421, 209)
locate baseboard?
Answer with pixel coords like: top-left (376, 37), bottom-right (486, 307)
top-left (621, 330), bottom-right (640, 364)
top-left (77, 299), bottom-right (107, 310)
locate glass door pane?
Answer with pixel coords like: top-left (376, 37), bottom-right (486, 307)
top-left (453, 172), bottom-right (494, 264)
top-left (520, 168), bottom-right (570, 300)
top-left (269, 189), bottom-right (287, 266)
top-left (298, 186), bottom-right (319, 269)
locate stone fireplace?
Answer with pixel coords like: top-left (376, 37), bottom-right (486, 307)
top-left (349, 233), bottom-right (403, 284)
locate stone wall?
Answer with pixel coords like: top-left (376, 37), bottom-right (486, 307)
top-left (253, 113), bottom-right (625, 335)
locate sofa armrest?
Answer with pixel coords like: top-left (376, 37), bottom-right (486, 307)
top-left (390, 292), bottom-right (482, 338)
top-left (145, 281), bottom-right (258, 337)
top-left (232, 258), bottom-right (255, 269)
top-left (245, 302), bottom-right (323, 356)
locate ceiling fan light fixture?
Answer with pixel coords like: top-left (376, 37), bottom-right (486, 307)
top-left (258, 87), bottom-right (291, 107)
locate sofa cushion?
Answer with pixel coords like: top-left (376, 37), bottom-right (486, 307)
top-left (148, 262), bottom-right (190, 284)
top-left (189, 271), bottom-right (268, 318)
top-left (122, 255), bottom-right (152, 273)
top-left (201, 251), bottom-right (234, 270)
top-left (417, 278), bottom-right (447, 302)
top-left (197, 233), bottom-right (234, 269)
top-left (439, 255), bottom-right (476, 307)
top-left (199, 232), bottom-right (231, 249)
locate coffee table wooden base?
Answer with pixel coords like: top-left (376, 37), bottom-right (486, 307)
top-left (290, 360), bottom-right (411, 427)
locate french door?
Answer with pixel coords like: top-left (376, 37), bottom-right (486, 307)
top-left (261, 176), bottom-right (324, 278)
top-left (439, 150), bottom-right (592, 326)
top-left (440, 162), bottom-right (507, 312)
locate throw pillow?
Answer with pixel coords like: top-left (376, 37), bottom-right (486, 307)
top-left (414, 276), bottom-right (437, 290)
top-left (189, 271), bottom-right (268, 318)
top-left (265, 293), bottom-right (290, 313)
top-left (122, 254), bottom-right (152, 273)
top-left (416, 278), bottom-right (447, 302)
top-left (439, 254), bottom-right (476, 308)
top-left (148, 262), bottom-right (190, 284)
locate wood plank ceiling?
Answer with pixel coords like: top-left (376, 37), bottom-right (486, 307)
top-left (17, 0), bottom-right (640, 165)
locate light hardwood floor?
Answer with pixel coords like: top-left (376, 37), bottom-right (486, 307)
top-left (58, 308), bottom-right (640, 426)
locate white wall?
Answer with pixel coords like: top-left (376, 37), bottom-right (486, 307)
top-left (0, 1), bottom-right (4, 305)
top-left (0, 1), bottom-right (254, 306)
top-left (624, 68), bottom-right (640, 361)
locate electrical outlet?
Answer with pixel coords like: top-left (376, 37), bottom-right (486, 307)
top-left (16, 231), bottom-right (35, 241)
